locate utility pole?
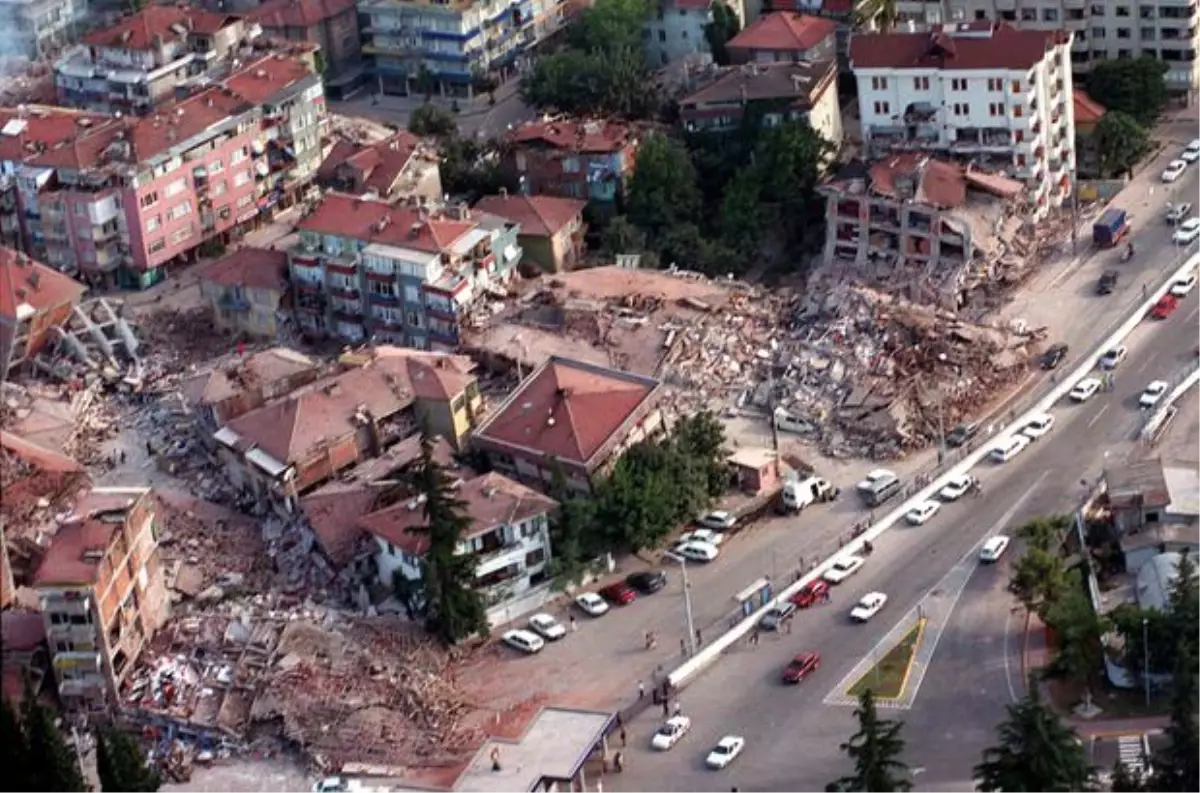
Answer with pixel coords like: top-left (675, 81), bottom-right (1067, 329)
top-left (1142, 616), bottom-right (1151, 707)
top-left (670, 553), bottom-right (697, 657)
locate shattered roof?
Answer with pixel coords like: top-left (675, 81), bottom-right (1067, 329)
top-left (82, 6), bottom-right (241, 50)
top-left (298, 484), bottom-right (381, 567)
top-left (0, 431), bottom-right (84, 474)
top-left (316, 132), bottom-right (423, 196)
top-left (728, 12), bottom-right (837, 53)
top-left (508, 119), bottom-right (636, 154)
top-left (359, 472), bottom-right (557, 556)
top-left (31, 519), bottom-right (117, 587)
top-left (297, 193), bottom-right (476, 254)
top-left (341, 346), bottom-right (477, 401)
top-left (473, 356), bottom-right (660, 465)
top-left (0, 247), bottom-right (87, 322)
top-left (197, 246), bottom-right (289, 292)
top-left (473, 194), bottom-right (587, 237)
top-left (180, 347), bottom-right (317, 408)
top-left (850, 23), bottom-right (1068, 71)
top-left (869, 154), bottom-right (968, 208)
top-left (250, 0), bottom-right (358, 28)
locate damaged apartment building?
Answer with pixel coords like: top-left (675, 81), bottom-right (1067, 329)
top-left (819, 153), bottom-right (1028, 311)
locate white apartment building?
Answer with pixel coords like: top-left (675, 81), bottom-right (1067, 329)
top-left (0, 0), bottom-right (78, 61)
top-left (893, 0), bottom-right (1198, 106)
top-left (851, 22), bottom-right (1076, 218)
top-left (643, 0), bottom-right (749, 67)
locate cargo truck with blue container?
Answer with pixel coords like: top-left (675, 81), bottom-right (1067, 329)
top-left (1093, 208), bottom-right (1130, 248)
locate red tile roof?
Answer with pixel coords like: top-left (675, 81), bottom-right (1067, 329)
top-left (0, 431), bottom-right (84, 474)
top-left (251, 0), bottom-right (357, 29)
top-left (129, 88), bottom-right (253, 162)
top-left (316, 132), bottom-right (424, 196)
top-left (473, 194), bottom-right (586, 237)
top-left (31, 519), bottom-right (116, 586)
top-left (508, 120), bottom-right (636, 154)
top-left (0, 107), bottom-right (112, 165)
top-left (180, 347), bottom-right (317, 407)
top-left (728, 12), bottom-right (837, 53)
top-left (297, 193), bottom-right (476, 254)
top-left (849, 23), bottom-right (1067, 70)
top-left (223, 54), bottom-right (316, 105)
top-left (474, 357), bottom-right (660, 465)
top-left (299, 484), bottom-right (381, 566)
top-left (869, 154), bottom-right (967, 208)
top-left (198, 247), bottom-right (289, 292)
top-left (82, 6), bottom-right (240, 50)
top-left (0, 247), bottom-right (87, 322)
top-left (681, 59), bottom-right (834, 108)
top-left (359, 472), bottom-right (557, 557)
top-left (1073, 89), bottom-right (1106, 124)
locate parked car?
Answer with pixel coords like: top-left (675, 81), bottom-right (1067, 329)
top-left (1041, 343), bottom-right (1069, 370)
top-left (939, 474), bottom-right (976, 501)
top-left (705, 736), bottom-right (746, 769)
top-left (673, 540), bottom-right (720, 563)
top-left (1170, 272), bottom-right (1198, 296)
top-left (781, 651), bottom-right (821, 684)
top-left (1139, 380), bottom-right (1170, 409)
top-left (759, 602), bottom-right (797, 631)
top-left (989, 434), bottom-right (1031, 463)
top-left (1167, 202), bottom-right (1194, 224)
top-left (574, 592), bottom-right (609, 617)
top-left (1069, 377), bottom-right (1102, 402)
top-left (502, 629), bottom-right (545, 655)
top-left (599, 581), bottom-right (637, 605)
top-left (823, 555), bottom-right (866, 584)
top-left (1099, 345), bottom-right (1128, 369)
top-left (1183, 138), bottom-right (1200, 163)
top-left (1174, 217), bottom-right (1200, 245)
top-left (944, 421), bottom-right (979, 448)
top-left (905, 500), bottom-right (941, 525)
top-left (626, 570), bottom-right (667, 594)
top-left (650, 716), bottom-right (691, 751)
top-left (697, 511), bottom-right (737, 531)
top-left (850, 592), bottom-right (889, 622)
top-left (528, 613), bottom-right (566, 641)
top-left (790, 579), bottom-right (830, 608)
top-left (1163, 159), bottom-right (1188, 182)
top-left (979, 535), bottom-right (1011, 563)
top-left (1151, 294), bottom-right (1179, 319)
top-left (678, 528), bottom-right (725, 546)
top-left (1097, 270), bottom-right (1118, 296)
top-left (1021, 413), bottom-right (1056, 441)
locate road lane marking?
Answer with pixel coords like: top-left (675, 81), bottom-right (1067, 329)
top-left (822, 472), bottom-right (1049, 710)
top-left (1002, 605), bottom-right (1020, 703)
top-left (1187, 305), bottom-right (1199, 323)
top-left (1087, 405), bottom-right (1110, 428)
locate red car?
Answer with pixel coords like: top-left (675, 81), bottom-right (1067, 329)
top-left (599, 581), bottom-right (637, 605)
top-left (781, 652), bottom-right (821, 684)
top-left (790, 579), bottom-right (830, 608)
top-left (1151, 294), bottom-right (1179, 319)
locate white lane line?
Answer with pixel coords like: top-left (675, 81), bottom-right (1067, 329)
top-left (1187, 305), bottom-right (1199, 323)
top-left (1087, 405), bottom-right (1111, 428)
top-left (823, 472), bottom-right (1049, 710)
top-left (1002, 604), bottom-right (1020, 703)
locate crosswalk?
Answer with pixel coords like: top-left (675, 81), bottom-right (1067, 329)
top-left (1117, 735), bottom-right (1150, 780)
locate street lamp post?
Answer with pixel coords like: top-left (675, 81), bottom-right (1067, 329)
top-left (1142, 616), bottom-right (1151, 707)
top-left (667, 552), bottom-right (697, 657)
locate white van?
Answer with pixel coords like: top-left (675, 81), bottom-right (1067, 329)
top-left (855, 469), bottom-right (902, 507)
top-left (989, 434), bottom-right (1031, 463)
top-left (774, 407), bottom-right (813, 435)
top-left (782, 477), bottom-right (838, 512)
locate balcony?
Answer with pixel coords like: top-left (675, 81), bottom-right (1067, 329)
top-left (93, 224), bottom-right (120, 243)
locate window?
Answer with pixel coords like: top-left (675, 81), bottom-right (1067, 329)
top-left (234, 170), bottom-right (251, 187)
top-left (1013, 104), bottom-right (1024, 117)
top-left (1117, 27), bottom-right (1131, 37)
top-left (164, 177), bottom-right (187, 198)
top-left (231, 146), bottom-right (248, 164)
top-left (404, 284), bottom-right (420, 302)
top-left (140, 191), bottom-right (158, 209)
top-left (212, 181), bottom-right (228, 197)
top-left (987, 78), bottom-right (1002, 91)
top-left (913, 76), bottom-right (929, 90)
top-left (167, 201), bottom-right (192, 221)
top-left (950, 78), bottom-right (967, 91)
top-left (148, 238), bottom-right (166, 254)
top-left (387, 541), bottom-right (395, 555)
top-left (658, 29), bottom-right (665, 41)
top-left (988, 102), bottom-right (1003, 116)
top-left (1092, 27), bottom-right (1107, 38)
top-left (870, 76), bottom-right (888, 90)
top-left (50, 612), bottom-right (67, 625)
top-left (1090, 3), bottom-right (1105, 14)
top-left (1014, 130), bottom-right (1024, 143)
top-left (872, 100), bottom-right (890, 115)
top-left (208, 159), bottom-right (224, 173)
top-left (953, 103), bottom-right (969, 116)
top-left (681, 29), bottom-right (687, 39)
top-left (1043, 8), bottom-right (1058, 21)
top-left (1020, 7), bottom-right (1036, 20)
top-left (1139, 26), bottom-right (1156, 38)
top-left (170, 227), bottom-right (193, 244)
top-left (1116, 4), bottom-right (1130, 15)
top-left (974, 9), bottom-right (987, 20)
top-left (145, 214), bottom-right (161, 233)
top-left (1011, 80), bottom-right (1021, 92)
top-left (369, 280), bottom-right (396, 296)
top-left (237, 194), bottom-right (253, 208)
top-left (74, 202), bottom-right (87, 217)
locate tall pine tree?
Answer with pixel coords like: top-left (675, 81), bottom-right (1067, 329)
top-left (829, 689), bottom-right (912, 792)
top-left (97, 726), bottom-right (160, 792)
top-left (975, 682), bottom-right (1094, 792)
top-left (1, 696), bottom-right (33, 789)
top-left (21, 694), bottom-right (86, 792)
top-left (1150, 649), bottom-right (1200, 792)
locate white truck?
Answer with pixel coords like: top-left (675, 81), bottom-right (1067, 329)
top-left (780, 476), bottom-right (839, 512)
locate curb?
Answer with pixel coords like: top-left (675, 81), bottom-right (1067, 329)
top-left (845, 617), bottom-right (927, 703)
top-left (1020, 608), bottom-right (1032, 685)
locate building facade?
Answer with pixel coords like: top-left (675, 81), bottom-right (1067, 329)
top-left (0, 0), bottom-right (79, 61)
top-left (316, 131), bottom-right (444, 202)
top-left (726, 11), bottom-right (838, 64)
top-left (197, 247), bottom-right (290, 338)
top-left (503, 120), bottom-right (641, 205)
top-left (32, 487), bottom-right (169, 713)
top-left (0, 247), bottom-right (87, 376)
top-left (250, 0), bottom-right (365, 98)
top-left (643, 0), bottom-right (718, 68)
top-left (473, 192), bottom-right (587, 272)
top-left (180, 346), bottom-right (320, 436)
top-left (851, 22), bottom-right (1076, 218)
top-left (289, 193), bottom-right (521, 349)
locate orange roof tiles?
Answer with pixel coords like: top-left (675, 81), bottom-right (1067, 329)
top-left (508, 120), bottom-right (636, 154)
top-left (31, 519), bottom-right (116, 586)
top-left (297, 193), bottom-right (476, 254)
top-left (359, 472), bottom-right (557, 557)
top-left (129, 88), bottom-right (253, 162)
top-left (223, 54), bottom-right (316, 105)
top-left (728, 12), bottom-right (837, 53)
top-left (82, 6), bottom-right (240, 50)
top-left (475, 357), bottom-right (660, 465)
top-left (316, 132), bottom-right (423, 196)
top-left (473, 194), bottom-right (586, 237)
top-left (0, 247), bottom-right (87, 322)
top-left (869, 154), bottom-right (967, 208)
top-left (850, 23), bottom-right (1067, 70)
top-left (198, 247), bottom-right (289, 292)
top-left (0, 107), bottom-right (112, 165)
top-left (251, 0), bottom-right (357, 29)
top-left (0, 431), bottom-right (85, 475)
top-left (1073, 89), bottom-right (1106, 124)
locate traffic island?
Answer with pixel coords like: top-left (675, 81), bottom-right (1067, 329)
top-left (846, 619), bottom-right (926, 701)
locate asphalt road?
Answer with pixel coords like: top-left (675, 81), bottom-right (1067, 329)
top-left (603, 240), bottom-right (1200, 792)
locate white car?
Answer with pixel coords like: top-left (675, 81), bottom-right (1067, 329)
top-left (674, 540), bottom-right (720, 563)
top-left (528, 613), bottom-right (566, 641)
top-left (1139, 380), bottom-right (1170, 409)
top-left (979, 535), bottom-right (1011, 563)
top-left (938, 473), bottom-right (977, 501)
top-left (502, 629), bottom-right (545, 655)
top-left (1163, 159), bottom-right (1188, 182)
top-left (1183, 139), bottom-right (1200, 163)
top-left (574, 592), bottom-right (609, 617)
top-left (823, 555), bottom-right (866, 584)
top-left (850, 592), bottom-right (889, 622)
top-left (1170, 272), bottom-right (1198, 296)
top-left (990, 434), bottom-right (1031, 463)
top-left (1173, 218), bottom-right (1200, 245)
top-left (705, 735), bottom-right (746, 769)
top-left (697, 511), bottom-right (737, 531)
top-left (1021, 413), bottom-right (1056, 440)
top-left (1070, 377), bottom-right (1102, 402)
top-left (856, 468), bottom-right (897, 491)
top-left (678, 528), bottom-right (725, 546)
top-left (1099, 346), bottom-right (1128, 370)
top-left (650, 716), bottom-right (691, 751)
top-left (905, 500), bottom-right (941, 525)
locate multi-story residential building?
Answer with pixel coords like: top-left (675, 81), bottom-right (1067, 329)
top-left (289, 192), bottom-right (522, 348)
top-left (472, 356), bottom-right (665, 494)
top-left (249, 0), bottom-right (365, 98)
top-left (851, 22), bottom-right (1076, 217)
top-left (678, 58), bottom-right (843, 151)
top-left (503, 119), bottom-right (641, 205)
top-left (643, 0), bottom-right (744, 68)
top-left (0, 0), bottom-right (79, 60)
top-left (0, 52), bottom-right (325, 289)
top-left (316, 130), bottom-right (444, 203)
top-left (180, 346), bottom-right (320, 436)
top-left (54, 6), bottom-right (256, 115)
top-left (891, 0), bottom-right (1199, 106)
top-left (32, 486), bottom-right (169, 713)
top-left (0, 247), bottom-right (87, 376)
top-left (1073, 87), bottom-right (1106, 177)
top-left (727, 11), bottom-right (838, 64)
top-left (474, 192), bottom-right (587, 272)
top-left (361, 471), bottom-right (558, 622)
top-left (197, 247), bottom-right (290, 338)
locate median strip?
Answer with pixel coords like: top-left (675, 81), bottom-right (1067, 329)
top-left (846, 619), bottom-right (926, 701)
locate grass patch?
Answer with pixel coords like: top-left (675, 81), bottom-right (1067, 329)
top-left (1045, 674), bottom-right (1168, 719)
top-left (847, 620), bottom-right (925, 700)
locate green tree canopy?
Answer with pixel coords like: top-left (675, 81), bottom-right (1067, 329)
top-left (1086, 58), bottom-right (1170, 126)
top-left (625, 132), bottom-right (703, 237)
top-left (1094, 111), bottom-right (1151, 179)
top-left (97, 727), bottom-right (160, 792)
top-left (1150, 648), bottom-right (1200, 792)
top-left (974, 683), bottom-right (1094, 792)
top-left (703, 1), bottom-right (741, 66)
top-left (408, 103), bottom-right (458, 138)
top-left (830, 689), bottom-right (913, 792)
top-left (0, 697), bottom-right (32, 790)
top-left (569, 0), bottom-right (654, 52)
top-left (22, 694), bottom-right (87, 792)
top-left (599, 215), bottom-right (650, 259)
top-left (1041, 569), bottom-right (1108, 683)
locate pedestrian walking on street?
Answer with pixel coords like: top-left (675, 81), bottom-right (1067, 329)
top-left (620, 727), bottom-right (627, 748)
top-left (785, 617), bottom-right (793, 634)
top-left (638, 680), bottom-right (645, 700)
top-left (673, 700), bottom-right (682, 717)
top-left (570, 615), bottom-right (577, 632)
top-left (662, 699), bottom-right (669, 718)
top-left (119, 449), bottom-right (127, 464)
top-left (614, 752), bottom-right (624, 773)
top-left (680, 638), bottom-right (687, 656)
top-left (145, 440), bottom-right (153, 456)
top-left (695, 628), bottom-right (702, 646)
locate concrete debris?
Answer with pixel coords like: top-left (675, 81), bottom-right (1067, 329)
top-left (31, 297), bottom-right (141, 387)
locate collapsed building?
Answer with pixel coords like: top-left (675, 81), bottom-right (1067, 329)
top-left (817, 154), bottom-right (1031, 312)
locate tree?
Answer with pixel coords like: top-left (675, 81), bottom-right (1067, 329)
top-left (599, 215), bottom-right (649, 258)
top-left (1110, 759), bottom-right (1147, 792)
top-left (415, 66), bottom-right (438, 100)
top-left (547, 461), bottom-right (597, 590)
top-left (1094, 111), bottom-right (1151, 179)
top-left (1017, 515), bottom-right (1071, 550)
top-left (408, 103), bottom-right (457, 138)
top-left (750, 122), bottom-right (835, 252)
top-left (1110, 551), bottom-right (1200, 678)
top-left (568, 0), bottom-right (654, 53)
top-left (672, 412), bottom-right (729, 497)
top-left (1150, 648), bottom-right (1200, 792)
top-left (0, 697), bottom-right (32, 790)
top-left (1008, 545), bottom-right (1070, 617)
top-left (625, 133), bottom-right (702, 240)
top-left (830, 689), bottom-right (912, 792)
top-left (521, 46), bottom-right (659, 119)
top-left (22, 694), bottom-right (86, 792)
top-left (703, 1), bottom-right (741, 66)
top-left (1041, 569), bottom-right (1108, 684)
top-left (1086, 58), bottom-right (1170, 126)
top-left (97, 726), bottom-right (160, 792)
top-left (718, 169), bottom-right (766, 256)
top-left (410, 433), bottom-right (488, 644)
top-left (975, 683), bottom-right (1094, 792)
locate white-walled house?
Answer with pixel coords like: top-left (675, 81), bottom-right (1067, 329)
top-left (360, 472), bottom-right (558, 624)
top-left (850, 22), bottom-right (1076, 219)
top-left (643, 0), bottom-right (749, 68)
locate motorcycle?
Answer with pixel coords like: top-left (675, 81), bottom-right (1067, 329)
top-left (1121, 245), bottom-right (1135, 263)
